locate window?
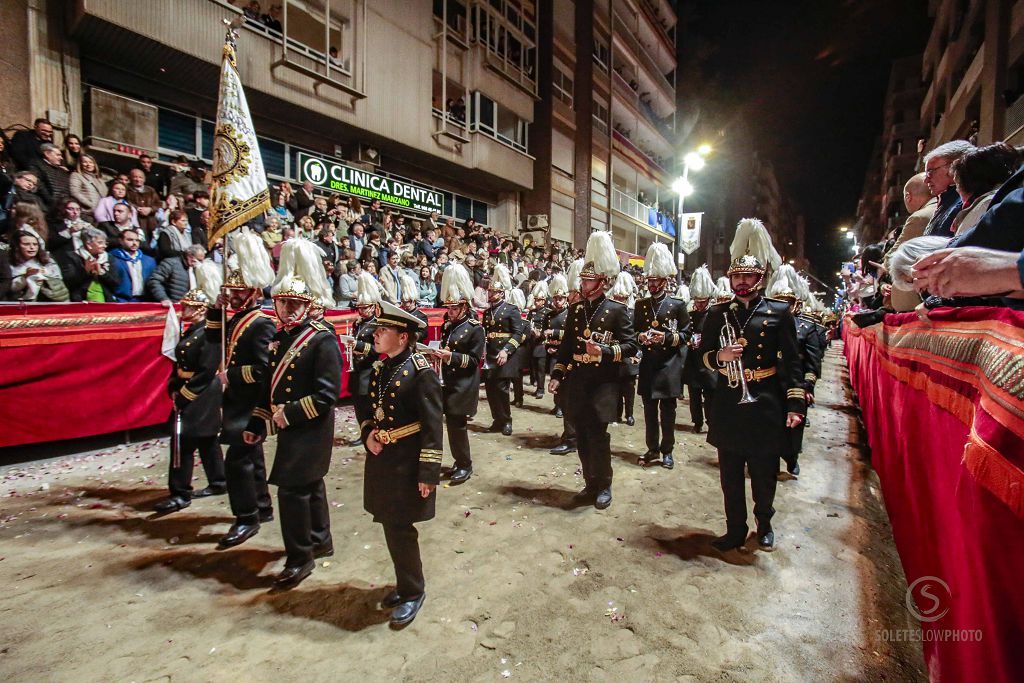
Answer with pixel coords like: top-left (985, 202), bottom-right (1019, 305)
top-left (470, 92), bottom-right (529, 153)
top-left (456, 195), bottom-right (472, 220)
top-left (593, 98), bottom-right (609, 135)
top-left (201, 119), bottom-right (215, 160)
top-left (472, 200), bottom-right (489, 225)
top-left (593, 36), bottom-right (610, 69)
top-left (259, 137), bottom-right (287, 178)
top-left (553, 63), bottom-right (574, 107)
top-left (158, 108), bottom-right (197, 155)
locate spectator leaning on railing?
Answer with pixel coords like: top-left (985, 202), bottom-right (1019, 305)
top-left (922, 140), bottom-right (976, 238)
top-left (57, 226), bottom-right (120, 302)
top-left (913, 247), bottom-right (1024, 299)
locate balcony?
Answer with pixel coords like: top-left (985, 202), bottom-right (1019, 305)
top-left (468, 0), bottom-right (538, 98)
top-left (611, 9), bottom-right (675, 109)
top-left (611, 188), bottom-right (673, 238)
top-left (612, 129), bottom-right (669, 180)
top-left (611, 71), bottom-right (674, 148)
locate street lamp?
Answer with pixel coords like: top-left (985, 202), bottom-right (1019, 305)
top-left (672, 146), bottom-right (712, 277)
top-left (839, 225), bottom-right (849, 233)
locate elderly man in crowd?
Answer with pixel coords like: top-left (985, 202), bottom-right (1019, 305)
top-left (33, 143), bottom-right (71, 212)
top-left (109, 228), bottom-right (156, 302)
top-left (147, 244), bottom-right (206, 305)
top-left (127, 168), bottom-right (162, 238)
top-left (922, 140), bottom-right (976, 238)
top-left (57, 227), bottom-right (120, 302)
top-left (882, 173), bottom-right (936, 311)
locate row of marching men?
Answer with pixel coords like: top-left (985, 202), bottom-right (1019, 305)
top-left (156, 228), bottom-right (440, 627)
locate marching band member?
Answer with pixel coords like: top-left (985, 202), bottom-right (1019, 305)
top-left (697, 219), bottom-right (806, 552)
top-left (507, 286), bottom-right (529, 408)
top-left (155, 262), bottom-right (226, 513)
top-left (682, 265), bottom-right (719, 433)
top-left (546, 269), bottom-right (576, 454)
top-left (435, 263), bottom-right (485, 484)
top-left (360, 302), bottom-right (443, 627)
top-left (209, 228), bottom-right (277, 549)
top-left (482, 263), bottom-right (525, 436)
top-left (549, 232), bottom-right (637, 509)
top-left (244, 259), bottom-right (341, 589)
top-left (399, 271), bottom-right (429, 343)
top-left (635, 243), bottom-right (690, 468)
top-left (526, 280), bottom-right (554, 399)
top-left (348, 272), bottom-right (383, 446)
top-left (610, 271), bottom-right (640, 427)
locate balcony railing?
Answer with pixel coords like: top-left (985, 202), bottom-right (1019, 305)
top-left (611, 188), bottom-right (673, 237)
top-left (612, 130), bottom-right (669, 176)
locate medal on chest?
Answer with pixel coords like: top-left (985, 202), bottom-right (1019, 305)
top-left (374, 406), bottom-right (385, 421)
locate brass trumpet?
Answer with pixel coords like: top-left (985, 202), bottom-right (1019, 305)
top-left (719, 320), bottom-right (757, 405)
top-left (339, 325), bottom-right (357, 372)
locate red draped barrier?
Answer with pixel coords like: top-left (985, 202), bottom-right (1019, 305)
top-left (0, 302), bottom-right (444, 448)
top-left (843, 308), bottom-right (1024, 683)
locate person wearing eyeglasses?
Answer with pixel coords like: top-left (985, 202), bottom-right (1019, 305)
top-left (921, 140), bottom-right (976, 238)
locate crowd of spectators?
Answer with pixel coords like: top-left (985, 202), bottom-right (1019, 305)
top-left (842, 137), bottom-right (1024, 324)
top-left (0, 116), bottom-right (584, 308)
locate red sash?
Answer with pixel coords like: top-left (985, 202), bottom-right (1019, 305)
top-left (226, 309), bottom-right (267, 366)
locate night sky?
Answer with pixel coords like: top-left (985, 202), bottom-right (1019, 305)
top-left (677, 0), bottom-right (932, 279)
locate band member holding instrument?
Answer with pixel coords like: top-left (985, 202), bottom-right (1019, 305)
top-left (244, 264), bottom-right (341, 589)
top-left (546, 269), bottom-right (577, 454)
top-left (348, 272), bottom-right (383, 446)
top-left (526, 280), bottom-right (553, 399)
top-left (360, 301), bottom-right (443, 628)
top-left (635, 243), bottom-right (690, 469)
top-left (697, 219), bottom-right (806, 553)
top-left (682, 265), bottom-right (718, 433)
top-left (209, 229), bottom-right (277, 549)
top-left (482, 263), bottom-right (525, 436)
top-left (549, 232), bottom-right (637, 509)
top-left (434, 263), bottom-right (484, 484)
top-left (507, 286), bottom-right (530, 409)
top-left (610, 271), bottom-right (640, 427)
top-left (155, 275), bottom-right (226, 513)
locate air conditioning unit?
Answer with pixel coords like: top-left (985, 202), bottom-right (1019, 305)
top-left (356, 144), bottom-right (381, 166)
top-left (525, 214), bottom-right (549, 230)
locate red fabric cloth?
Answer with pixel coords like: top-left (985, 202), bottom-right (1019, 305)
top-left (0, 303), bottom-right (445, 447)
top-left (844, 308), bottom-right (1024, 683)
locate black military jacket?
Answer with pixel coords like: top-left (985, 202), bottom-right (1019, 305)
top-left (360, 348), bottom-right (443, 525)
top-left (551, 294), bottom-right (638, 423)
top-left (440, 311), bottom-right (485, 416)
top-left (795, 314), bottom-right (824, 395)
top-left (483, 300), bottom-right (526, 380)
top-left (409, 306), bottom-right (429, 343)
top-left (206, 305), bottom-right (276, 445)
top-left (635, 294), bottom-right (690, 398)
top-left (697, 295), bottom-right (806, 453)
top-left (169, 321), bottom-right (222, 437)
top-left (544, 306), bottom-right (568, 355)
top-left (247, 318), bottom-right (341, 487)
top-left (527, 305), bottom-right (554, 359)
top-left (682, 308), bottom-right (717, 390)
top-left (351, 315), bottom-right (379, 396)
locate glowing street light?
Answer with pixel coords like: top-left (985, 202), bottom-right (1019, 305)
top-left (697, 143), bottom-right (713, 156)
top-left (672, 177), bottom-right (695, 196)
top-left (839, 225), bottom-right (849, 233)
top-left (683, 152), bottom-right (706, 171)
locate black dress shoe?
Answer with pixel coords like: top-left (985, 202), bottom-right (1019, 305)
top-left (258, 509), bottom-right (275, 523)
top-left (639, 450), bottom-right (657, 467)
top-left (555, 407), bottom-right (564, 418)
top-left (501, 423), bottom-right (513, 436)
top-left (757, 529), bottom-right (775, 552)
top-left (625, 416), bottom-right (635, 426)
top-left (154, 496), bottom-right (190, 513)
top-left (192, 486), bottom-right (226, 498)
top-left (661, 453), bottom-right (675, 469)
top-left (594, 489), bottom-right (612, 509)
top-left (390, 594), bottom-right (425, 627)
top-left (572, 488), bottom-right (597, 504)
top-left (549, 443), bottom-right (576, 455)
top-left (534, 390), bottom-right (545, 399)
top-left (274, 561), bottom-right (315, 589)
top-left (787, 460), bottom-right (800, 476)
top-left (711, 534), bottom-right (746, 552)
top-left (450, 467), bottom-right (473, 484)
top-left (313, 542), bottom-right (334, 559)
top-left (487, 422), bottom-right (502, 433)
top-left (217, 522), bottom-right (260, 549)
top-left (511, 399), bottom-right (525, 409)
top-left (381, 589), bottom-right (403, 609)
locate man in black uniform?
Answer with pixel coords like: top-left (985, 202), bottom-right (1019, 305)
top-left (697, 219), bottom-right (806, 552)
top-left (399, 272), bottom-right (429, 343)
top-left (682, 266), bottom-right (718, 433)
top-left (209, 230), bottom-right (277, 549)
top-left (635, 243), bottom-right (690, 469)
top-left (610, 271), bottom-right (640, 427)
top-left (545, 271), bottom-right (577, 454)
top-left (360, 301), bottom-right (443, 628)
top-left (346, 272), bottom-right (383, 446)
top-left (549, 232), bottom-right (637, 509)
top-left (244, 274), bottom-right (342, 588)
top-left (433, 263), bottom-right (485, 484)
top-left (155, 287), bottom-right (226, 512)
top-left (482, 263), bottom-right (525, 436)
top-left (526, 280), bottom-right (553, 399)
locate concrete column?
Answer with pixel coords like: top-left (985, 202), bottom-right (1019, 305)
top-left (979, 0), bottom-right (1010, 144)
top-left (0, 1), bottom-right (33, 129)
top-left (573, 0), bottom-right (594, 248)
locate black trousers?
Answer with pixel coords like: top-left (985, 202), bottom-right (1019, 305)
top-left (484, 374), bottom-right (512, 426)
top-left (555, 389), bottom-right (576, 445)
top-left (446, 414), bottom-right (472, 469)
top-left (642, 397), bottom-right (677, 454)
top-left (168, 435), bottom-right (225, 499)
top-left (783, 422), bottom-right (806, 468)
top-left (575, 400), bottom-right (612, 491)
top-left (718, 449), bottom-right (778, 538)
top-left (225, 442), bottom-right (273, 524)
top-left (382, 522), bottom-right (425, 600)
top-left (617, 376), bottom-right (636, 420)
top-left (278, 478), bottom-right (331, 568)
top-left (531, 356), bottom-right (547, 391)
top-left (688, 384), bottom-right (712, 427)
top-left (513, 373), bottom-right (525, 404)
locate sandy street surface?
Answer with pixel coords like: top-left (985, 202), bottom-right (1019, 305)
top-left (0, 343), bottom-right (925, 682)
